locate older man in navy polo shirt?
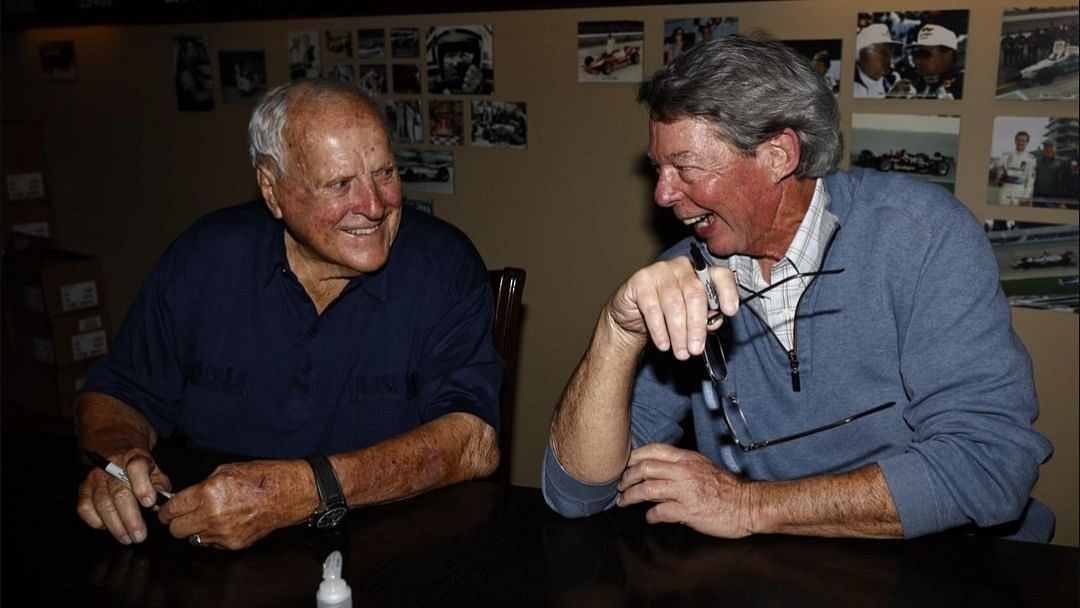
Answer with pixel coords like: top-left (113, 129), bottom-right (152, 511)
top-left (76, 79), bottom-right (501, 549)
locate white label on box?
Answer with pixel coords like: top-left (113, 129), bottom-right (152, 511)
top-left (5, 172), bottom-right (45, 200)
top-left (12, 221), bottom-right (50, 238)
top-left (22, 286), bottom-right (45, 313)
top-left (32, 336), bottom-right (57, 365)
top-left (77, 315), bottom-right (103, 332)
top-left (60, 280), bottom-right (99, 311)
top-left (71, 329), bottom-right (108, 360)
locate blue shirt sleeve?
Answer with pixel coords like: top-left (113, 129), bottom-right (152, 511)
top-left (877, 206), bottom-right (1053, 538)
top-left (415, 276), bottom-right (502, 432)
top-left (82, 258), bottom-right (186, 438)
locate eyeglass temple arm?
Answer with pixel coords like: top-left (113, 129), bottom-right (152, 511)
top-left (737, 268), bottom-right (845, 305)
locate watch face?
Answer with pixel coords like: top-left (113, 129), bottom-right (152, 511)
top-left (314, 506), bottom-right (348, 529)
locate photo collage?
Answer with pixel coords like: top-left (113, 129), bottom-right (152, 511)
top-left (37, 8), bottom-right (1078, 310)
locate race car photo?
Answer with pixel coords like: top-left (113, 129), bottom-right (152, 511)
top-left (582, 45), bottom-right (641, 75)
top-left (854, 149), bottom-right (952, 176)
top-left (1019, 40), bottom-right (1080, 87)
top-left (1011, 250), bottom-right (1076, 270)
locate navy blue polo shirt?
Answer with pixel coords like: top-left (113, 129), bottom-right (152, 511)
top-left (83, 201), bottom-right (502, 459)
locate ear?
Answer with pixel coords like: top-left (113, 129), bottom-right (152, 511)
top-left (257, 166), bottom-right (284, 220)
top-left (759, 128), bottom-right (801, 183)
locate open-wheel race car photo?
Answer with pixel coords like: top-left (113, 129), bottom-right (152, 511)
top-left (854, 149), bottom-right (952, 176)
top-left (1019, 40), bottom-right (1080, 87)
top-left (400, 165), bottom-right (450, 182)
top-left (1011, 251), bottom-right (1077, 270)
top-left (582, 45), bottom-right (641, 75)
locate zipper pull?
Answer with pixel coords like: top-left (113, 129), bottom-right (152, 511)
top-left (788, 349), bottom-right (801, 392)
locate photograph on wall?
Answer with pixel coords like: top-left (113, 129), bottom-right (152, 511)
top-left (996, 7), bottom-right (1079, 101)
top-left (471, 101), bottom-right (527, 149)
top-left (662, 17), bottom-right (738, 64)
top-left (391, 28), bottom-right (421, 59)
top-left (853, 10), bottom-right (969, 99)
top-left (39, 40), bottom-right (76, 81)
top-left (288, 31), bottom-right (320, 79)
top-left (322, 29), bottom-right (353, 61)
top-left (324, 63), bottom-right (354, 83)
top-left (782, 39), bottom-right (842, 95)
top-left (395, 148), bottom-right (454, 195)
top-left (404, 197), bottom-right (434, 215)
top-left (174, 36), bottom-right (213, 112)
top-left (850, 113), bottom-right (959, 192)
top-left (392, 64), bottom-right (422, 94)
top-left (426, 25), bottom-right (494, 94)
top-left (219, 51), bottom-right (266, 103)
top-left (578, 21), bottom-right (644, 83)
top-left (356, 65), bottom-right (387, 98)
top-left (985, 220), bottom-right (1079, 312)
top-left (988, 116), bottom-right (1079, 209)
top-left (357, 29), bottom-right (386, 60)
top-left (429, 99), bottom-right (464, 145)
top-left (386, 100), bottom-right (424, 144)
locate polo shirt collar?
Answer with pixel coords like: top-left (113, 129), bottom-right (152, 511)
top-left (261, 217), bottom-right (391, 303)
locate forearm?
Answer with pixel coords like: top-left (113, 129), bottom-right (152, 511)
top-left (748, 464), bottom-right (902, 538)
top-left (75, 391), bottom-right (158, 459)
top-left (332, 411), bottom-right (498, 509)
top-left (549, 313), bottom-right (645, 483)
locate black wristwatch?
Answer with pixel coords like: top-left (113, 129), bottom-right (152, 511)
top-left (304, 455), bottom-right (348, 529)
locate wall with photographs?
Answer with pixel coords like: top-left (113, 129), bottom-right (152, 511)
top-left (2, 0), bottom-right (1077, 545)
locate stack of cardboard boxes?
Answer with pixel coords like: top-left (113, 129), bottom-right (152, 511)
top-left (2, 121), bottom-right (55, 246)
top-left (2, 120), bottom-right (110, 423)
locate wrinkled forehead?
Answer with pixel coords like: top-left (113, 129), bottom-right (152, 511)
top-left (286, 96), bottom-right (390, 156)
top-left (289, 94), bottom-right (385, 137)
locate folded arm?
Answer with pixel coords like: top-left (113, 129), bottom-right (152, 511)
top-left (157, 411), bottom-right (497, 549)
top-left (619, 443), bottom-right (901, 538)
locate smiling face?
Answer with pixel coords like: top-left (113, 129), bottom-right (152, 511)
top-left (258, 94), bottom-right (402, 281)
top-left (648, 117), bottom-right (785, 258)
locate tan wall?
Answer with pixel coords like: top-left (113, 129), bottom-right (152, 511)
top-left (3, 0), bottom-right (1076, 545)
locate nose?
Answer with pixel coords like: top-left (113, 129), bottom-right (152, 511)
top-left (350, 175), bottom-right (388, 219)
top-left (654, 168), bottom-right (680, 208)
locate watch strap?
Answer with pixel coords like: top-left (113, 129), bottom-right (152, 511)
top-left (304, 455), bottom-right (346, 524)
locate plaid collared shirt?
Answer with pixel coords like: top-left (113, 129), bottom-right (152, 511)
top-left (728, 179), bottom-right (830, 351)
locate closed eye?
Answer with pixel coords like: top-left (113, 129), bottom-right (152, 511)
top-left (676, 165), bottom-right (707, 181)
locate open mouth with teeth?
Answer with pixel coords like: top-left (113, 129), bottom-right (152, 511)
top-left (683, 214), bottom-right (714, 229)
top-left (341, 223), bottom-right (381, 237)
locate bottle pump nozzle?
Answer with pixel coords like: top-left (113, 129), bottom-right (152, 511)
top-left (316, 550), bottom-right (352, 608)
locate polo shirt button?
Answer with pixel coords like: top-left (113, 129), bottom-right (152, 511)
top-left (309, 327), bottom-right (319, 336)
top-left (301, 362), bottom-right (312, 373)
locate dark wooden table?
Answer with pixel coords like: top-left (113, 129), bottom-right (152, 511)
top-left (2, 430), bottom-right (1076, 607)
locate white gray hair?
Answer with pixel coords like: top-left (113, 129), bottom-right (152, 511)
top-left (247, 78), bottom-right (387, 176)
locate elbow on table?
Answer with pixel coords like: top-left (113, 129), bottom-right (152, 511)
top-left (468, 418), bottom-right (500, 479)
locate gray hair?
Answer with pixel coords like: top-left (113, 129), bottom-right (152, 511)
top-left (248, 78), bottom-right (387, 176)
top-left (637, 34), bottom-right (842, 178)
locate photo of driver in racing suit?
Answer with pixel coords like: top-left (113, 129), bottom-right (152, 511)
top-left (992, 131), bottom-right (1036, 206)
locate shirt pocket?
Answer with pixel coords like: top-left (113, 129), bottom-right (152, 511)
top-left (352, 372), bottom-right (418, 402)
top-left (188, 359), bottom-right (254, 399)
